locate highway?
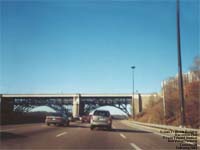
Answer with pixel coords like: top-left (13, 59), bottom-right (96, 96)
top-left (0, 120), bottom-right (197, 150)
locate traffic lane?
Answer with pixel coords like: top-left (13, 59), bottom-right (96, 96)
top-left (46, 121), bottom-right (133, 149)
top-left (0, 123), bottom-right (45, 132)
top-left (113, 120), bottom-right (181, 150)
top-left (0, 123), bottom-right (67, 141)
top-left (0, 121), bottom-right (133, 149)
top-left (0, 122), bottom-right (74, 149)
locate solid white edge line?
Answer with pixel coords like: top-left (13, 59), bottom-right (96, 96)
top-left (119, 133), bottom-right (126, 139)
top-left (130, 143), bottom-right (142, 150)
top-left (56, 132), bottom-right (67, 137)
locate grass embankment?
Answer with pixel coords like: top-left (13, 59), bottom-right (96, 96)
top-left (134, 81), bottom-right (200, 129)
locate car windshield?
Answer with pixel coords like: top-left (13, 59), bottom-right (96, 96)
top-left (94, 111), bottom-right (110, 117)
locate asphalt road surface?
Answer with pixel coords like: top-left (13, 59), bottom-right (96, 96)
top-left (0, 120), bottom-right (199, 150)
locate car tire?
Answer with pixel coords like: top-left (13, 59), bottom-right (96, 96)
top-left (90, 126), bottom-right (94, 130)
top-left (47, 123), bottom-right (50, 126)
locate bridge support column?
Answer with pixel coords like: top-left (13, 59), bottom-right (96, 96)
top-left (72, 94), bottom-right (80, 117)
top-left (79, 101), bottom-right (85, 116)
top-left (138, 93), bottom-right (142, 113)
top-left (134, 93), bottom-right (143, 115)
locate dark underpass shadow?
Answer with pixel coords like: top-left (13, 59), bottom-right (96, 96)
top-left (0, 132), bottom-right (26, 140)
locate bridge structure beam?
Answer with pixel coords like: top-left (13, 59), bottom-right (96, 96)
top-left (0, 93), bottom-right (152, 118)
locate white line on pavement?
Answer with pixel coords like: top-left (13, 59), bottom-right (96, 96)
top-left (120, 133), bottom-right (127, 139)
top-left (0, 128), bottom-right (16, 132)
top-left (130, 143), bottom-right (142, 150)
top-left (56, 132), bottom-right (67, 137)
top-left (125, 122), bottom-right (171, 138)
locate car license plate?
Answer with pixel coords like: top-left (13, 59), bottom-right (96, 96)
top-left (99, 118), bottom-right (106, 121)
top-left (52, 118), bottom-right (56, 120)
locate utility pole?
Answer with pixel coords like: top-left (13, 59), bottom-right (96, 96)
top-left (162, 81), bottom-right (166, 124)
top-left (176, 0), bottom-right (186, 127)
top-left (131, 66), bottom-right (136, 119)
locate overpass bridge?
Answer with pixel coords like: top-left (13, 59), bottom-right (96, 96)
top-left (0, 93), bottom-right (158, 117)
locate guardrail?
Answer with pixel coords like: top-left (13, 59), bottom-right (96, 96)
top-left (129, 120), bottom-right (199, 133)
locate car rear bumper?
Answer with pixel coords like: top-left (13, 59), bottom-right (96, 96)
top-left (91, 121), bottom-right (111, 126)
top-left (45, 119), bottom-right (67, 124)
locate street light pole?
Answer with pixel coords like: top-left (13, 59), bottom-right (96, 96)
top-left (131, 66), bottom-right (136, 119)
top-left (176, 0), bottom-right (185, 127)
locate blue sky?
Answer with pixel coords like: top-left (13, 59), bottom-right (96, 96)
top-left (1, 0), bottom-right (199, 94)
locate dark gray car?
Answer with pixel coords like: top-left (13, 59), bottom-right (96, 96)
top-left (45, 113), bottom-right (69, 126)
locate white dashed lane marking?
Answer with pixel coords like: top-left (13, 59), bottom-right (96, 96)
top-left (119, 133), bottom-right (127, 139)
top-left (56, 132), bottom-right (67, 137)
top-left (130, 143), bottom-right (142, 150)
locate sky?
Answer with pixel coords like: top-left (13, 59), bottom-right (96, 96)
top-left (1, 0), bottom-right (199, 94)
top-left (30, 105), bottom-right (128, 115)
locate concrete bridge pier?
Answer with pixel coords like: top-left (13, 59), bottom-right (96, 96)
top-left (72, 94), bottom-right (80, 117)
top-left (134, 93), bottom-right (143, 115)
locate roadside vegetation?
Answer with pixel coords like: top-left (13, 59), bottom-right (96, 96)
top-left (135, 56), bottom-right (200, 128)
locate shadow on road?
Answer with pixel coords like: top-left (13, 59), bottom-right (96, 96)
top-left (0, 132), bottom-right (26, 140)
top-left (69, 124), bottom-right (90, 128)
top-left (95, 128), bottom-right (152, 133)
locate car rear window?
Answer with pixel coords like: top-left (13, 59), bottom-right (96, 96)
top-left (94, 111), bottom-right (110, 117)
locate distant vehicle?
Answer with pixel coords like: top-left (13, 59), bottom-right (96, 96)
top-left (68, 113), bottom-right (74, 122)
top-left (90, 110), bottom-right (112, 130)
top-left (45, 113), bottom-right (69, 126)
top-left (73, 115), bottom-right (80, 121)
top-left (80, 115), bottom-right (91, 123)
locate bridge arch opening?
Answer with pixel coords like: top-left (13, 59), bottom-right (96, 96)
top-left (30, 106), bottom-right (56, 113)
top-left (89, 105), bottom-right (129, 118)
